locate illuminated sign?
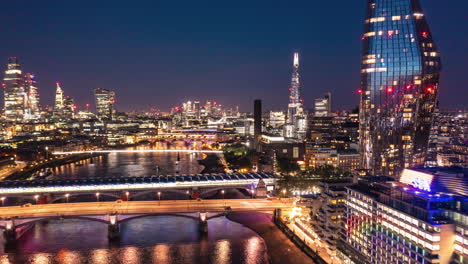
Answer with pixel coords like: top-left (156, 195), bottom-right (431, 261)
top-left (400, 169), bottom-right (433, 192)
top-left (410, 177), bottom-right (431, 192)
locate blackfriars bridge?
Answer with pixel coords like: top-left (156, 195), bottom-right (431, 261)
top-left (0, 199), bottom-right (292, 244)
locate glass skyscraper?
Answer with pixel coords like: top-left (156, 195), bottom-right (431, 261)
top-left (94, 88), bottom-right (116, 120)
top-left (359, 0), bottom-right (441, 177)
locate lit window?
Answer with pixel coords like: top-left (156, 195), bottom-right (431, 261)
top-left (392, 16), bottom-right (401, 21)
top-left (370, 17), bottom-right (385, 23)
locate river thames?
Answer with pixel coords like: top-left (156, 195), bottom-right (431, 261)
top-left (0, 141), bottom-right (314, 264)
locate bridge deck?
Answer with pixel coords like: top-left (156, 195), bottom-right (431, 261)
top-left (0, 199), bottom-right (292, 219)
top-left (0, 172), bottom-right (276, 195)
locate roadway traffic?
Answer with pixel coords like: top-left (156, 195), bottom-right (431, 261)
top-left (0, 198), bottom-right (293, 219)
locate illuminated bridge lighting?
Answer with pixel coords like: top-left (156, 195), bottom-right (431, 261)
top-left (0, 173), bottom-right (276, 195)
top-left (52, 149), bottom-right (223, 155)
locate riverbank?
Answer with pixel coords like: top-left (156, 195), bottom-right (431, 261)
top-left (227, 213), bottom-right (316, 264)
top-left (5, 153), bottom-right (105, 181)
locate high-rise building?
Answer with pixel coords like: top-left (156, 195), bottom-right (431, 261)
top-left (359, 0), bottom-right (441, 177)
top-left (24, 73), bottom-right (40, 120)
top-left (53, 82), bottom-right (74, 119)
top-left (94, 88), bottom-right (115, 120)
top-left (285, 52), bottom-right (307, 139)
top-left (341, 168), bottom-right (468, 264)
top-left (54, 82), bottom-right (65, 111)
top-left (254, 99), bottom-right (262, 151)
top-left (314, 92), bottom-right (332, 117)
top-left (2, 57), bottom-right (26, 121)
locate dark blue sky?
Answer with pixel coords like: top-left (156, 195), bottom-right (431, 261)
top-left (1, 0), bottom-right (466, 112)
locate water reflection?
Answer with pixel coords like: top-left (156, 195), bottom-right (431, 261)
top-left (1, 216), bottom-right (268, 264)
top-left (214, 240), bottom-right (231, 264)
top-left (51, 141), bottom-right (217, 179)
top-left (152, 244), bottom-right (171, 264)
top-left (121, 247), bottom-right (140, 264)
top-left (90, 249), bottom-right (109, 264)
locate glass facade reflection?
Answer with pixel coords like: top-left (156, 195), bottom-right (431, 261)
top-left (359, 0), bottom-right (441, 177)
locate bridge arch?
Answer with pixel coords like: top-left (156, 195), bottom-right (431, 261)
top-left (0, 215), bottom-right (109, 230)
top-left (117, 213), bottom-right (200, 224)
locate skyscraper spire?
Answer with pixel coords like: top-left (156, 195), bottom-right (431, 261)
top-left (293, 52), bottom-right (299, 68)
top-left (285, 52), bottom-right (307, 139)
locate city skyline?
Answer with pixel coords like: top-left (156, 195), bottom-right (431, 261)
top-left (0, 1), bottom-right (466, 112)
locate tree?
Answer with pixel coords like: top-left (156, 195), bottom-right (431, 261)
top-left (276, 156), bottom-right (300, 175)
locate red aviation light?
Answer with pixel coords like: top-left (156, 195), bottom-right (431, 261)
top-left (357, 89), bottom-right (363, 94)
top-left (386, 87), bottom-right (394, 93)
top-left (422, 31), bottom-right (428, 38)
top-left (361, 36), bottom-right (365, 40)
top-left (426, 86), bottom-right (434, 93)
top-left (406, 84), bottom-right (412, 90)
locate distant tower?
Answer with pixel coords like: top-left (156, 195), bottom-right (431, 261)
top-left (94, 88), bottom-right (116, 120)
top-left (254, 99), bottom-right (262, 151)
top-left (54, 82), bottom-right (75, 119)
top-left (285, 52), bottom-right (307, 139)
top-left (24, 73), bottom-right (40, 120)
top-left (2, 57), bottom-right (26, 121)
top-left (314, 92), bottom-right (332, 117)
top-left (54, 82), bottom-right (65, 111)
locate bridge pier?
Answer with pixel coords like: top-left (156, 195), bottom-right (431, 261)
top-left (198, 212), bottom-right (208, 234)
top-left (107, 214), bottom-right (120, 240)
top-left (3, 219), bottom-right (16, 245)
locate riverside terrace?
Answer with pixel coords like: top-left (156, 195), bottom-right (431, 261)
top-left (0, 172), bottom-right (276, 203)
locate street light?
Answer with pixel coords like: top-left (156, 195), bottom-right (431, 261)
top-left (250, 189), bottom-right (255, 199)
top-left (96, 192), bottom-right (100, 202)
top-left (45, 146), bottom-right (49, 160)
top-left (157, 192), bottom-right (161, 205)
top-left (221, 190), bottom-right (225, 206)
top-left (34, 195), bottom-right (39, 204)
top-left (65, 193), bottom-right (70, 203)
top-left (125, 191), bottom-right (130, 201)
top-left (1, 197), bottom-right (5, 207)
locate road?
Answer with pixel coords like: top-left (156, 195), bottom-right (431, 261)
top-left (0, 199), bottom-right (293, 219)
top-left (0, 162), bottom-right (26, 180)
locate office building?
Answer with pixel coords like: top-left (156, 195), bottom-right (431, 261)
top-left (341, 167), bottom-right (468, 264)
top-left (359, 0), bottom-right (441, 177)
top-left (54, 82), bottom-right (75, 119)
top-left (24, 73), bottom-right (40, 120)
top-left (3, 57), bottom-right (26, 121)
top-left (314, 92), bottom-right (332, 117)
top-left (94, 88), bottom-right (115, 120)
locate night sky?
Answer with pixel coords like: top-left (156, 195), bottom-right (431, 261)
top-left (0, 0), bottom-right (466, 112)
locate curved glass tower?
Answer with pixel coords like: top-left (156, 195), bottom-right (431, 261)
top-left (359, 0), bottom-right (441, 177)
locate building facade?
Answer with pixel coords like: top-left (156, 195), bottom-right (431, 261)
top-left (24, 73), bottom-right (40, 120)
top-left (341, 168), bottom-right (468, 264)
top-left (94, 88), bottom-right (115, 120)
top-left (359, 0), bottom-right (441, 177)
top-left (314, 92), bottom-right (332, 117)
top-left (3, 57), bottom-right (26, 121)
